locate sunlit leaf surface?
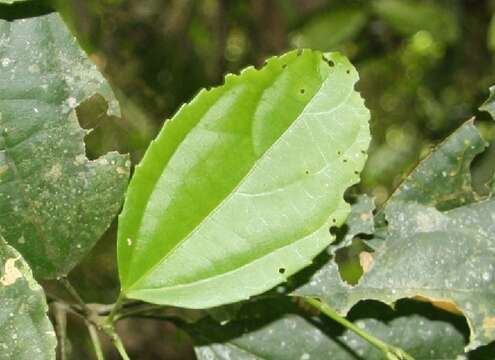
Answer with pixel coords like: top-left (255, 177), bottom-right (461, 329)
top-left (118, 49), bottom-right (370, 308)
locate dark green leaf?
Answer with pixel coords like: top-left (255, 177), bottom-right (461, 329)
top-left (387, 119), bottom-right (485, 211)
top-left (0, 236), bottom-right (56, 359)
top-left (0, 13), bottom-right (130, 278)
top-left (191, 298), bottom-right (466, 360)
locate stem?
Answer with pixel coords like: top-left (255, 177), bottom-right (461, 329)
top-left (53, 303), bottom-right (67, 360)
top-left (59, 277), bottom-right (90, 314)
top-left (107, 294), bottom-right (126, 325)
top-left (304, 298), bottom-right (415, 360)
top-left (87, 322), bottom-right (105, 360)
top-left (115, 303), bottom-right (165, 321)
top-left (103, 325), bottom-right (130, 360)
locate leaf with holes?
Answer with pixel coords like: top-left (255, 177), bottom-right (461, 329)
top-left (191, 298), bottom-right (467, 360)
top-left (0, 13), bottom-right (130, 278)
top-left (0, 236), bottom-right (56, 360)
top-left (296, 115), bottom-right (495, 351)
top-left (117, 49), bottom-right (370, 309)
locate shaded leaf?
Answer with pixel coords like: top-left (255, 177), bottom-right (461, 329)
top-left (292, 8), bottom-right (367, 52)
top-left (191, 298), bottom-right (467, 360)
top-left (0, 0), bottom-right (28, 4)
top-left (295, 115), bottom-right (495, 352)
top-left (330, 194), bottom-right (375, 251)
top-left (0, 13), bottom-right (130, 278)
top-left (387, 119), bottom-right (485, 211)
top-left (373, 0), bottom-right (459, 44)
top-left (118, 50), bottom-right (370, 309)
top-left (0, 236), bottom-right (56, 359)
top-left (480, 86), bottom-right (495, 121)
top-left (330, 200), bottom-right (495, 351)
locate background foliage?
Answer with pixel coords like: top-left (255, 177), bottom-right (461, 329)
top-left (2, 0), bottom-right (495, 358)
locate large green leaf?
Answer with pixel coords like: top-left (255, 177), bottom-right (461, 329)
top-left (0, 13), bottom-right (130, 278)
top-left (118, 49), bottom-right (370, 309)
top-left (0, 237), bottom-right (56, 360)
top-left (191, 298), bottom-right (467, 360)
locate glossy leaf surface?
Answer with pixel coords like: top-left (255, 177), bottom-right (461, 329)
top-left (0, 237), bottom-right (56, 360)
top-left (0, 14), bottom-right (130, 278)
top-left (118, 50), bottom-right (370, 308)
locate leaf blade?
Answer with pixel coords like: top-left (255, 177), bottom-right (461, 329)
top-left (0, 236), bottom-right (56, 360)
top-left (118, 50), bottom-right (370, 308)
top-left (0, 13), bottom-right (130, 278)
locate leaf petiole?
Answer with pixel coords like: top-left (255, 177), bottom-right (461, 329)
top-left (303, 297), bottom-right (415, 360)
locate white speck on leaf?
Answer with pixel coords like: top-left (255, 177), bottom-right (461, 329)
top-left (0, 257), bottom-right (22, 286)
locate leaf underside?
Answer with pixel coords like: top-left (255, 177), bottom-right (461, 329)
top-left (0, 13), bottom-right (130, 278)
top-left (0, 237), bottom-right (56, 360)
top-left (118, 49), bottom-right (370, 309)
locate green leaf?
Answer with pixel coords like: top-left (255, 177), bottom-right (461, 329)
top-left (118, 49), bottom-right (371, 309)
top-left (191, 298), bottom-right (467, 360)
top-left (292, 8), bottom-right (368, 51)
top-left (387, 119), bottom-right (486, 211)
top-left (0, 236), bottom-right (56, 359)
top-left (480, 86), bottom-right (495, 120)
top-left (0, 13), bottom-right (130, 278)
top-left (0, 0), bottom-right (28, 4)
top-left (331, 194), bottom-right (375, 251)
top-left (373, 0), bottom-right (459, 44)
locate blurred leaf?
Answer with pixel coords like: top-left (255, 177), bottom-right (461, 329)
top-left (292, 8), bottom-right (367, 51)
top-left (0, 0), bottom-right (27, 4)
top-left (0, 236), bottom-right (56, 360)
top-left (480, 86), bottom-right (495, 120)
top-left (488, 14), bottom-right (495, 52)
top-left (117, 50), bottom-right (370, 309)
top-left (373, 0), bottom-right (459, 44)
top-left (0, 13), bottom-right (130, 278)
top-left (192, 298), bottom-right (466, 360)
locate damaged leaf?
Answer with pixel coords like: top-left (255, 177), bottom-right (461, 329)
top-left (118, 49), bottom-right (370, 309)
top-left (0, 13), bottom-right (130, 278)
top-left (387, 119), bottom-right (485, 211)
top-left (0, 236), bottom-right (56, 360)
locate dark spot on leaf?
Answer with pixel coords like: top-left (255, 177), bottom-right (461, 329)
top-left (305, 170), bottom-right (309, 174)
top-left (337, 151), bottom-right (342, 155)
top-left (343, 159), bottom-right (348, 163)
top-left (278, 268), bottom-right (286, 274)
top-left (282, 64), bottom-right (287, 69)
top-left (346, 69), bottom-right (350, 74)
top-left (354, 171), bottom-right (359, 175)
top-left (300, 88), bottom-right (305, 94)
